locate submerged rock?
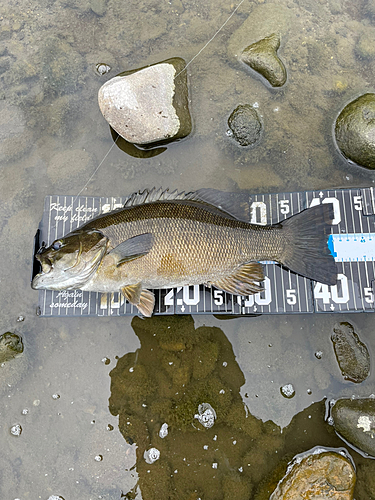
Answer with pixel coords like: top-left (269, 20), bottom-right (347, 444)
top-left (269, 447), bottom-right (356, 499)
top-left (227, 104), bottom-right (262, 147)
top-left (331, 322), bottom-right (370, 383)
top-left (335, 93), bottom-right (375, 169)
top-left (98, 57), bottom-right (191, 146)
top-left (329, 397), bottom-right (375, 458)
top-left (241, 33), bottom-right (287, 88)
top-left (0, 332), bottom-right (23, 363)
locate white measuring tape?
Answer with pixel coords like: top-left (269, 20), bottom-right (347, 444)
top-left (329, 233), bottom-right (375, 262)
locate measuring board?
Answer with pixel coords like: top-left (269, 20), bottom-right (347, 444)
top-left (32, 187), bottom-right (375, 317)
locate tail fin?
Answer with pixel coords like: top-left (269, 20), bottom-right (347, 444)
top-left (280, 204), bottom-right (337, 285)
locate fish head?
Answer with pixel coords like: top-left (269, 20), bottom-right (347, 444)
top-left (32, 229), bottom-right (108, 290)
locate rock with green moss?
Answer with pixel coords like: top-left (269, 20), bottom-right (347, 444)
top-left (335, 93), bottom-right (375, 169)
top-left (330, 397), bottom-right (375, 458)
top-left (227, 104), bottom-right (263, 147)
top-left (241, 34), bottom-right (287, 88)
top-left (331, 322), bottom-right (370, 383)
top-left (0, 332), bottom-right (23, 363)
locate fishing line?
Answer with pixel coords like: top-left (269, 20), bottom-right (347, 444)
top-left (73, 0), bottom-right (245, 200)
top-left (73, 135), bottom-right (119, 204)
top-left (175, 0), bottom-right (246, 79)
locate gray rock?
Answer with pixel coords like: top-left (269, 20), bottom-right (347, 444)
top-left (227, 104), bottom-right (262, 147)
top-left (241, 33), bottom-right (287, 88)
top-left (269, 446), bottom-right (355, 499)
top-left (330, 397), bottom-right (375, 457)
top-left (98, 58), bottom-right (191, 146)
top-left (334, 93), bottom-right (375, 169)
top-left (331, 322), bottom-right (370, 383)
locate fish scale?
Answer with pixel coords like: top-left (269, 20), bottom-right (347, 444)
top-left (84, 201), bottom-right (282, 289)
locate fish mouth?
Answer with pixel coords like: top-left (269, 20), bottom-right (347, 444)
top-left (36, 254), bottom-right (53, 275)
top-left (31, 254), bottom-right (53, 289)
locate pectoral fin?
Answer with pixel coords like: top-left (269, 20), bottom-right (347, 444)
top-left (209, 262), bottom-right (265, 296)
top-left (110, 233), bottom-right (153, 267)
top-left (121, 284), bottom-right (155, 317)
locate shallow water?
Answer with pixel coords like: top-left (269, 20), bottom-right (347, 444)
top-left (1, 0), bottom-right (375, 498)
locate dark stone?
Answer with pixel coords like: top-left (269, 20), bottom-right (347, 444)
top-left (331, 322), bottom-right (370, 383)
top-left (335, 93), bottom-right (375, 169)
top-left (227, 104), bottom-right (262, 147)
top-left (330, 397), bottom-right (375, 458)
top-left (241, 33), bottom-right (287, 88)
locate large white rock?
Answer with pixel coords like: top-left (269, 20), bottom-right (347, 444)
top-left (98, 58), bottom-right (191, 145)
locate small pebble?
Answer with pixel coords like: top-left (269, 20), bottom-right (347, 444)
top-left (52, 394), bottom-right (60, 400)
top-left (94, 455), bottom-right (103, 462)
top-left (144, 447), bottom-right (160, 464)
top-left (16, 315), bottom-right (25, 322)
top-left (101, 357), bottom-right (110, 365)
top-left (10, 424), bottom-right (22, 436)
top-left (280, 384), bottom-right (295, 399)
top-left (96, 63), bottom-right (111, 76)
top-left (107, 424), bottom-right (114, 431)
top-left (159, 422), bottom-right (169, 439)
top-left (315, 351), bottom-right (323, 359)
top-left (194, 403), bottom-right (216, 429)
top-left (21, 408), bottom-right (29, 415)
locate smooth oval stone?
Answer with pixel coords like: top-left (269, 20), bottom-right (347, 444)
top-left (98, 57), bottom-right (191, 146)
top-left (227, 104), bottom-right (262, 147)
top-left (0, 332), bottom-right (23, 363)
top-left (241, 33), bottom-right (287, 88)
top-left (335, 93), bottom-right (375, 169)
top-left (330, 397), bottom-right (375, 458)
top-left (331, 322), bottom-right (370, 383)
top-left (270, 447), bottom-right (356, 499)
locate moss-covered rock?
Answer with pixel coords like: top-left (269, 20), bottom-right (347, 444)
top-left (241, 34), bottom-right (287, 88)
top-left (330, 397), bottom-right (375, 457)
top-left (0, 332), bottom-right (23, 363)
top-left (335, 93), bottom-right (375, 169)
top-left (227, 104), bottom-right (263, 147)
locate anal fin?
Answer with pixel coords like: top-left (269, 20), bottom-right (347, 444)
top-left (210, 262), bottom-right (264, 296)
top-left (121, 284), bottom-right (155, 317)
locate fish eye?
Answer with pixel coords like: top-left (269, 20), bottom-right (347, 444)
top-left (52, 240), bottom-right (63, 251)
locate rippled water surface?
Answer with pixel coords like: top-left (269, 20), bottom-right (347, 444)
top-left (1, 0), bottom-right (375, 498)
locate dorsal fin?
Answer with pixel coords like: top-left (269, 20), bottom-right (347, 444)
top-left (123, 188), bottom-right (196, 207)
top-left (123, 188), bottom-right (250, 222)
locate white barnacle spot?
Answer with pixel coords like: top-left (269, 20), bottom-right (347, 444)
top-left (159, 423), bottom-right (169, 439)
top-left (194, 403), bottom-right (216, 429)
top-left (357, 415), bottom-right (375, 436)
top-left (144, 447), bottom-right (160, 464)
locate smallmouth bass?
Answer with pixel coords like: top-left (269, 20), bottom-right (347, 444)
top-left (32, 188), bottom-right (337, 316)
